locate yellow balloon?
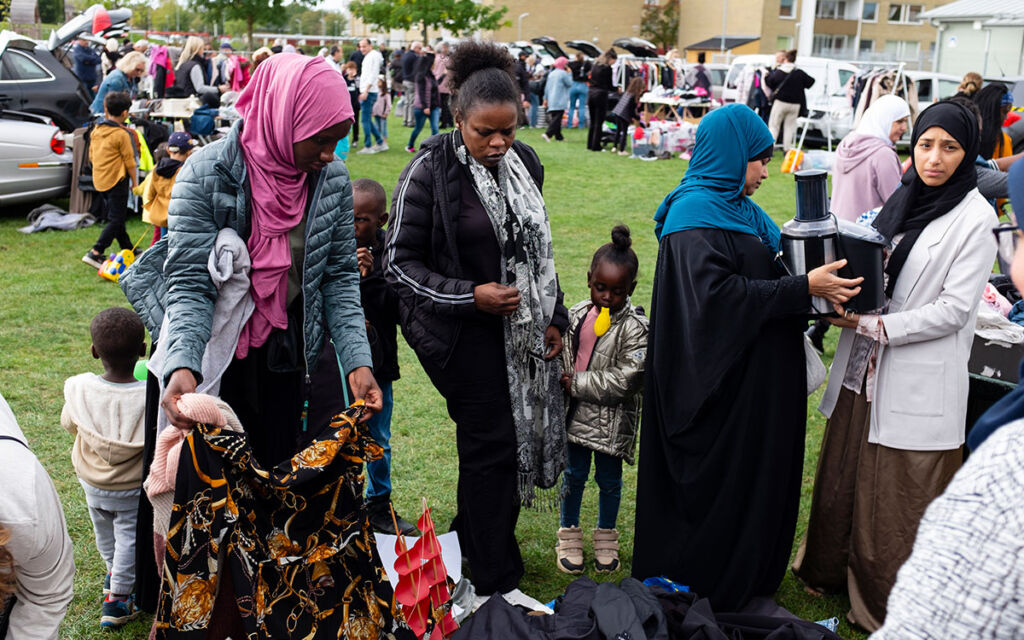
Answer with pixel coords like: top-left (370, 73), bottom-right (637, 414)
top-left (594, 306), bottom-right (611, 337)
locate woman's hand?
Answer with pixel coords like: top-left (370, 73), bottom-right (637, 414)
top-left (162, 368), bottom-right (198, 430)
top-left (474, 283), bottom-right (521, 315)
top-left (544, 325), bottom-right (563, 360)
top-left (356, 247), bottom-right (373, 277)
top-left (348, 366), bottom-right (382, 421)
top-left (807, 259), bottom-right (864, 304)
top-left (560, 372), bottom-right (573, 392)
top-left (828, 303), bottom-right (860, 328)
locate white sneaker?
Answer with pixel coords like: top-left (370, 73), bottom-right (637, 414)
top-left (375, 142), bottom-right (389, 152)
top-left (356, 146), bottom-right (377, 154)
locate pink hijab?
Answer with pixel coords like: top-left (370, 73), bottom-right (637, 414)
top-left (233, 53), bottom-right (353, 358)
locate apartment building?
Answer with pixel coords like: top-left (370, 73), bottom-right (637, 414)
top-left (481, 0), bottom-right (661, 50)
top-left (683, 0), bottom-right (949, 68)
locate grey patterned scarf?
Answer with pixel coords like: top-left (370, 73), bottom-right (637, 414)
top-left (455, 134), bottom-right (566, 507)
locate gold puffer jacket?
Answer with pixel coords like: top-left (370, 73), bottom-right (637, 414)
top-left (561, 300), bottom-right (649, 464)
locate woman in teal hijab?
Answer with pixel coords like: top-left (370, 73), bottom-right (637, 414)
top-left (633, 104), bottom-right (860, 611)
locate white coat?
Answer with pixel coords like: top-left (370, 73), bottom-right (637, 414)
top-left (819, 188), bottom-right (998, 451)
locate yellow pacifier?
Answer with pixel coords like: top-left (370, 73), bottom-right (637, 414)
top-left (594, 306), bottom-right (611, 337)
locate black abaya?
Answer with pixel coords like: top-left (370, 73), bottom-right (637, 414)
top-left (632, 228), bottom-right (809, 611)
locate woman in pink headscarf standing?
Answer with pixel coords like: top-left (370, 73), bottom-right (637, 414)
top-left (157, 53), bottom-right (382, 463)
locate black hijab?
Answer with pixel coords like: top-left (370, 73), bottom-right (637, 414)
top-left (873, 100), bottom-right (979, 298)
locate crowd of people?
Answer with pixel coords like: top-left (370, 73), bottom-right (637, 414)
top-left (4, 33), bottom-right (1024, 640)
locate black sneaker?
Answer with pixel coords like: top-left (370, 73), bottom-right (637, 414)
top-left (366, 501), bottom-right (419, 536)
top-left (82, 250), bottom-right (104, 269)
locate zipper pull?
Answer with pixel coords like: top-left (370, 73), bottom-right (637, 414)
top-left (301, 374), bottom-right (311, 432)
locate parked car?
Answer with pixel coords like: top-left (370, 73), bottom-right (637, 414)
top-left (0, 109), bottom-right (73, 208)
top-left (564, 40), bottom-right (602, 59)
top-left (530, 36), bottom-right (569, 60)
top-left (0, 30), bottom-right (91, 131)
top-left (906, 70), bottom-right (960, 109)
top-left (612, 37), bottom-right (659, 58)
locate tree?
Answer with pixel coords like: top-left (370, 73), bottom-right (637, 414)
top-left (349, 0), bottom-right (508, 43)
top-left (640, 1), bottom-right (679, 52)
top-left (193, 0), bottom-right (310, 48)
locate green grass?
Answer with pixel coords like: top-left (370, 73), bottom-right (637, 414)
top-left (0, 116), bottom-right (863, 638)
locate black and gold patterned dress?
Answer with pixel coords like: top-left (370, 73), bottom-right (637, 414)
top-left (155, 403), bottom-right (413, 640)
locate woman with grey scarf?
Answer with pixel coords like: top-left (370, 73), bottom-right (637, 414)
top-left (385, 40), bottom-right (569, 597)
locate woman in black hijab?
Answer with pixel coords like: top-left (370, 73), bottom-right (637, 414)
top-left (793, 101), bottom-right (999, 632)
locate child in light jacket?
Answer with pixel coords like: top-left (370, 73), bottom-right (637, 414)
top-left (371, 77), bottom-right (391, 142)
top-left (61, 307), bottom-right (147, 629)
top-left (556, 225), bottom-right (648, 575)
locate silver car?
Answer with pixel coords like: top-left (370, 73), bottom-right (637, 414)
top-left (0, 110), bottom-right (73, 207)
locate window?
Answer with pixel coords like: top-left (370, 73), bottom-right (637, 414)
top-left (816, 0), bottom-right (848, 18)
top-left (888, 3), bottom-right (924, 24)
top-left (859, 38), bottom-right (874, 52)
top-left (917, 79), bottom-right (932, 101)
top-left (813, 34), bottom-right (848, 55)
top-left (862, 2), bottom-right (878, 21)
top-left (780, 0), bottom-right (795, 18)
top-left (0, 51), bottom-right (52, 82)
top-left (776, 35), bottom-right (794, 49)
top-left (885, 39), bottom-right (920, 59)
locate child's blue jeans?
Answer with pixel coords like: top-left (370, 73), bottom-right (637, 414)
top-left (364, 381), bottom-right (393, 501)
top-left (374, 115), bottom-right (388, 141)
top-left (560, 441), bottom-right (623, 530)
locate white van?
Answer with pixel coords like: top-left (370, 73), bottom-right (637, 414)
top-left (724, 54), bottom-right (859, 145)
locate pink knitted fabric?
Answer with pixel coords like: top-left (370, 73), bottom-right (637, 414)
top-left (176, 393), bottom-right (227, 427)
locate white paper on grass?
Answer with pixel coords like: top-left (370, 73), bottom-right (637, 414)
top-left (373, 531), bottom-right (463, 589)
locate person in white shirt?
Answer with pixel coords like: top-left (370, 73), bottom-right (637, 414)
top-left (0, 391), bottom-right (75, 639)
top-left (357, 38), bottom-right (386, 153)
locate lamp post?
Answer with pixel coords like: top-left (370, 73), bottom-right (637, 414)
top-left (518, 12), bottom-right (529, 41)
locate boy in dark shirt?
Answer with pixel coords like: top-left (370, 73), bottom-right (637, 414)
top-left (353, 178), bottom-right (418, 536)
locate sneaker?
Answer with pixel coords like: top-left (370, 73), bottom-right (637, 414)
top-left (375, 142), bottom-right (389, 152)
top-left (593, 528), bottom-right (620, 573)
top-left (82, 250), bottom-right (104, 269)
top-left (103, 572), bottom-right (111, 597)
top-left (100, 595), bottom-right (140, 629)
top-left (541, 133), bottom-right (551, 142)
top-left (555, 526), bottom-right (584, 575)
top-left (405, 146), bottom-right (416, 153)
top-left (366, 500), bottom-right (419, 536)
top-left (356, 146), bottom-right (377, 155)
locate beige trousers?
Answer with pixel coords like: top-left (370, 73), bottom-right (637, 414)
top-left (768, 100), bottom-right (801, 150)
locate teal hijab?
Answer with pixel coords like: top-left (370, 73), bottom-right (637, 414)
top-left (653, 104), bottom-right (779, 251)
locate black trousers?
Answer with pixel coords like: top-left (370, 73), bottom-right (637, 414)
top-left (586, 91), bottom-right (609, 151)
top-left (350, 91), bottom-right (361, 143)
top-left (420, 319), bottom-right (523, 595)
top-left (92, 177), bottom-right (132, 254)
top-left (440, 93), bottom-right (453, 129)
top-left (612, 114), bottom-right (630, 152)
top-left (545, 109), bottom-right (565, 140)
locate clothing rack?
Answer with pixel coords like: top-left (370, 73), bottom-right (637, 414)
top-left (614, 55), bottom-right (670, 93)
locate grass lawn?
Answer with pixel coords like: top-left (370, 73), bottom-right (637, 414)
top-left (0, 116), bottom-right (865, 638)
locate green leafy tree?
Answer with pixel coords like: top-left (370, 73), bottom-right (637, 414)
top-left (38, 0), bottom-right (62, 24)
top-left (193, 0), bottom-right (309, 48)
top-left (0, 0), bottom-right (12, 22)
top-left (640, 0), bottom-right (679, 52)
top-left (350, 0), bottom-right (507, 42)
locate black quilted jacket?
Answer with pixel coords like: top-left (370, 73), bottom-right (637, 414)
top-left (383, 131), bottom-right (568, 367)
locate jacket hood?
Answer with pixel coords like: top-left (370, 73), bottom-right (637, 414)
top-left (155, 156), bottom-right (184, 178)
top-left (836, 133), bottom-right (894, 173)
top-left (62, 374), bottom-right (145, 466)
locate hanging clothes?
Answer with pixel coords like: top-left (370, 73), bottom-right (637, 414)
top-left (153, 403), bottom-right (415, 640)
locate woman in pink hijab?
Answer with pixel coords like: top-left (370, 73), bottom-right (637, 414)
top-left (158, 53), bottom-right (382, 466)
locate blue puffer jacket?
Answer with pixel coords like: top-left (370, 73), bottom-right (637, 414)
top-left (155, 120), bottom-right (371, 384)
top-left (90, 69), bottom-right (135, 115)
